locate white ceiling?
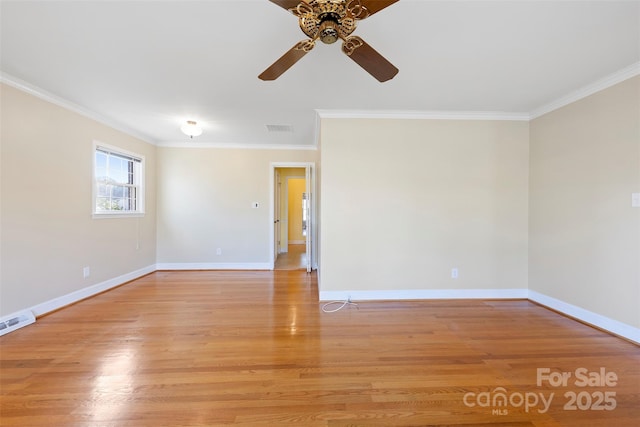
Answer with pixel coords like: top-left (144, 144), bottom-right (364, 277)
top-left (1, 0), bottom-right (639, 148)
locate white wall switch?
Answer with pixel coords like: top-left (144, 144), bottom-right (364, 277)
top-left (632, 193), bottom-right (640, 208)
top-left (83, 266), bottom-right (90, 278)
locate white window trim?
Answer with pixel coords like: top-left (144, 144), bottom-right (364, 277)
top-left (92, 141), bottom-right (145, 219)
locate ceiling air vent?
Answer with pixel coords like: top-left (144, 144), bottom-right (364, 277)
top-left (266, 124), bottom-right (294, 133)
top-left (0, 310), bottom-right (36, 336)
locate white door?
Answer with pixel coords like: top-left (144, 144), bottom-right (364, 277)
top-left (274, 169), bottom-right (281, 260)
top-left (305, 165), bottom-right (312, 272)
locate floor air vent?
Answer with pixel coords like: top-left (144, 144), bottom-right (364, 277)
top-left (0, 311), bottom-right (36, 336)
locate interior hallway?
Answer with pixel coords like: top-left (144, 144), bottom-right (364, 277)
top-left (274, 243), bottom-right (306, 270)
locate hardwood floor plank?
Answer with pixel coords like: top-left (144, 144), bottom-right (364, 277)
top-left (1, 271), bottom-right (638, 426)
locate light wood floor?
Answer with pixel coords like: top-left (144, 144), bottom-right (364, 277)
top-left (1, 271), bottom-right (638, 426)
top-left (274, 244), bottom-right (307, 270)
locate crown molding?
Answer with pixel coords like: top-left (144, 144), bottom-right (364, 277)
top-left (316, 62), bottom-right (640, 122)
top-left (157, 141), bottom-right (318, 150)
top-left (0, 72), bottom-right (157, 145)
top-left (315, 109), bottom-right (530, 121)
top-left (5, 60), bottom-right (638, 146)
top-left (530, 61), bottom-right (640, 120)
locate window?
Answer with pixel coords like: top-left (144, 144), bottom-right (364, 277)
top-left (93, 144), bottom-right (144, 217)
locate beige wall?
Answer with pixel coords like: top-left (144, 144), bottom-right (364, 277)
top-left (156, 148), bottom-right (317, 265)
top-left (287, 178), bottom-right (306, 243)
top-left (320, 118), bottom-right (530, 293)
top-left (0, 84), bottom-right (157, 317)
top-left (529, 76), bottom-right (640, 328)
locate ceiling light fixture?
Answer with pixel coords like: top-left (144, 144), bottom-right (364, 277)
top-left (181, 120), bottom-right (203, 138)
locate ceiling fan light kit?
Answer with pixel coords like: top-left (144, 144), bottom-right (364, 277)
top-left (259, 0), bottom-right (399, 82)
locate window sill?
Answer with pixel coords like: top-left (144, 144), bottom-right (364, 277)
top-left (92, 212), bottom-right (145, 219)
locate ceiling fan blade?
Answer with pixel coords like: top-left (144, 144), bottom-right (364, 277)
top-left (356, 0), bottom-right (400, 17)
top-left (342, 36), bottom-right (398, 82)
top-left (259, 40), bottom-right (315, 81)
top-left (268, 0), bottom-right (305, 12)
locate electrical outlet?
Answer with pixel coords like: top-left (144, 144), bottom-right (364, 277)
top-left (451, 268), bottom-right (459, 279)
top-left (83, 266), bottom-right (90, 278)
top-left (216, 248), bottom-right (222, 255)
top-left (632, 193), bottom-right (640, 208)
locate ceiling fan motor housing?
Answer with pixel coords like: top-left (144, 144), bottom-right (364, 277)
top-left (295, 0), bottom-right (358, 43)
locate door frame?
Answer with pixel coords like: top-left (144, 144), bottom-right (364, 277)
top-left (270, 162), bottom-right (317, 271)
top-left (274, 168), bottom-right (282, 260)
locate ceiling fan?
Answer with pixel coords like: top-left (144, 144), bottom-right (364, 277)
top-left (259, 0), bottom-right (399, 82)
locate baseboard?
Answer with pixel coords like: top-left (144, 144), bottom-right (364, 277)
top-left (528, 290), bottom-right (640, 344)
top-left (9, 263), bottom-right (268, 322)
top-left (318, 287), bottom-right (639, 344)
top-left (156, 262), bottom-right (272, 270)
top-left (15, 268), bottom-right (638, 344)
top-left (319, 288), bottom-right (528, 302)
top-left (30, 264), bottom-right (156, 317)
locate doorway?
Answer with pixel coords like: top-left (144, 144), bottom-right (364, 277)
top-left (274, 169), bottom-right (306, 270)
top-left (270, 163), bottom-right (315, 272)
